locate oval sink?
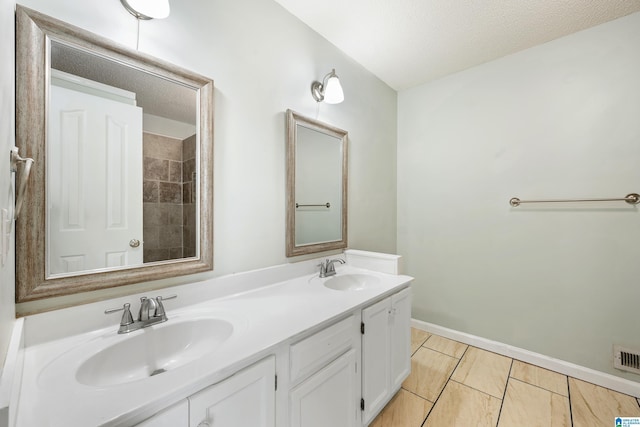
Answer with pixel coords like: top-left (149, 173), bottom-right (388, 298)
top-left (74, 318), bottom-right (233, 387)
top-left (324, 274), bottom-right (381, 291)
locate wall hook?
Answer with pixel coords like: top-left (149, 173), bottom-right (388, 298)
top-left (10, 146), bottom-right (34, 220)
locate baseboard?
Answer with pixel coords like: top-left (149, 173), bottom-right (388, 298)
top-left (412, 318), bottom-right (640, 398)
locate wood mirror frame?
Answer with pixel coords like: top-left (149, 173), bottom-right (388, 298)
top-left (15, 6), bottom-right (214, 303)
top-left (286, 109), bottom-right (348, 257)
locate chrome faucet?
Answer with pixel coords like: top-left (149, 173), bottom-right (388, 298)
top-left (318, 258), bottom-right (345, 278)
top-left (105, 294), bottom-right (177, 334)
top-left (138, 297), bottom-right (157, 322)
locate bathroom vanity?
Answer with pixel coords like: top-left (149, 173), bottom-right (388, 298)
top-left (9, 7), bottom-right (412, 426)
top-left (15, 252), bottom-right (412, 426)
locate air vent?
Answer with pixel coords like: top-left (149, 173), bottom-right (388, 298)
top-left (613, 345), bottom-right (640, 374)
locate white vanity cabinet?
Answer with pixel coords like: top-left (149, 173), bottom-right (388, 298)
top-left (135, 356), bottom-right (275, 427)
top-left (189, 356), bottom-right (276, 427)
top-left (361, 287), bottom-right (412, 425)
top-left (288, 314), bottom-right (361, 427)
top-left (17, 251), bottom-right (414, 427)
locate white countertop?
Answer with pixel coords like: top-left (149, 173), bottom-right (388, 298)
top-left (16, 264), bottom-right (412, 426)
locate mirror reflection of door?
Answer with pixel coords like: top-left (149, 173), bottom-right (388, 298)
top-left (295, 125), bottom-right (343, 246)
top-left (48, 71), bottom-right (143, 275)
top-left (46, 41), bottom-right (199, 278)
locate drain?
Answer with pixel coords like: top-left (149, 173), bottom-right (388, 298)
top-left (150, 368), bottom-right (167, 377)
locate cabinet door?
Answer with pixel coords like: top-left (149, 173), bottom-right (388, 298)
top-left (361, 297), bottom-right (391, 425)
top-left (390, 287), bottom-right (412, 390)
top-left (189, 356), bottom-right (275, 427)
top-left (136, 400), bottom-right (188, 426)
top-left (290, 349), bottom-right (359, 427)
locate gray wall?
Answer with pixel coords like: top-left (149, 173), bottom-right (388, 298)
top-left (10, 0), bottom-right (398, 314)
top-left (398, 12), bottom-right (640, 381)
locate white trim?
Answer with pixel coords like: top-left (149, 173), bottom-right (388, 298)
top-left (412, 318), bottom-right (640, 398)
top-left (142, 113), bottom-right (197, 140)
top-left (50, 69), bottom-right (137, 105)
top-left (344, 250), bottom-right (402, 275)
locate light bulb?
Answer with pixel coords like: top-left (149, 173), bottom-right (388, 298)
top-left (323, 75), bottom-right (344, 104)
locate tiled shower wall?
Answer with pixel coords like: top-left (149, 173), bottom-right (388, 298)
top-left (142, 132), bottom-right (197, 263)
top-left (182, 134), bottom-right (197, 258)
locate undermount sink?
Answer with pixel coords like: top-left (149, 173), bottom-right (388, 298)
top-left (324, 274), bottom-right (381, 291)
top-left (39, 316), bottom-right (234, 389)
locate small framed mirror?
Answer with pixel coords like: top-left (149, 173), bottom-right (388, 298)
top-left (15, 6), bottom-right (214, 302)
top-left (286, 110), bottom-right (348, 257)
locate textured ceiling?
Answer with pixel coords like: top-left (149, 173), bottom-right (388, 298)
top-left (274, 0), bottom-right (640, 91)
top-left (52, 41), bottom-right (197, 125)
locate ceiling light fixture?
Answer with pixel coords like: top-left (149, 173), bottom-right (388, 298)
top-left (311, 69), bottom-right (344, 104)
top-left (120, 0), bottom-right (170, 20)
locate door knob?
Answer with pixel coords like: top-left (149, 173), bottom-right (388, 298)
top-left (129, 239), bottom-right (140, 248)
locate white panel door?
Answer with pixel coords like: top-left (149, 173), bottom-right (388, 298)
top-left (289, 349), bottom-right (359, 427)
top-left (189, 356), bottom-right (276, 427)
top-left (390, 287), bottom-right (412, 390)
top-left (48, 83), bottom-right (143, 275)
top-left (361, 297), bottom-right (391, 425)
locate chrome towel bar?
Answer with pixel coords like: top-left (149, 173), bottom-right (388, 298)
top-left (509, 193), bottom-right (640, 207)
top-left (296, 202), bottom-right (331, 208)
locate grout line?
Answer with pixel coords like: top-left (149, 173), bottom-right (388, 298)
top-left (495, 359), bottom-right (514, 427)
top-left (411, 337), bottom-right (430, 356)
top-left (420, 345), bottom-right (466, 360)
top-left (567, 375), bottom-right (640, 399)
top-left (420, 344), bottom-right (469, 426)
top-left (400, 386), bottom-right (436, 404)
top-left (507, 376), bottom-right (570, 398)
top-left (511, 358), bottom-right (566, 378)
top-left (567, 376), bottom-right (574, 427)
top-left (418, 335), bottom-right (433, 349)
top-left (420, 335), bottom-right (468, 359)
top-left (448, 379), bottom-right (505, 400)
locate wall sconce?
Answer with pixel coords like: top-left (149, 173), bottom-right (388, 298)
top-left (120, 0), bottom-right (170, 20)
top-left (311, 69), bottom-right (344, 104)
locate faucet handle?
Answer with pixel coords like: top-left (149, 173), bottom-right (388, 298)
top-left (318, 259), bottom-right (329, 277)
top-left (154, 294), bottom-right (177, 320)
top-left (105, 303), bottom-right (134, 332)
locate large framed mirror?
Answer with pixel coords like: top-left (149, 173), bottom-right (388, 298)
top-left (15, 6), bottom-right (214, 302)
top-left (286, 110), bottom-right (347, 257)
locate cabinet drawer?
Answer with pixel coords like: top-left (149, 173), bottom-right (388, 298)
top-left (290, 315), bottom-right (356, 384)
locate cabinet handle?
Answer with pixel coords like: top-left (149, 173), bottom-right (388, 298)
top-left (197, 421), bottom-right (211, 427)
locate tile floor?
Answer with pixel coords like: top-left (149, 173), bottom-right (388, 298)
top-left (370, 328), bottom-right (640, 426)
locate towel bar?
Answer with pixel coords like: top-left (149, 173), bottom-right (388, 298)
top-left (509, 193), bottom-right (640, 207)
